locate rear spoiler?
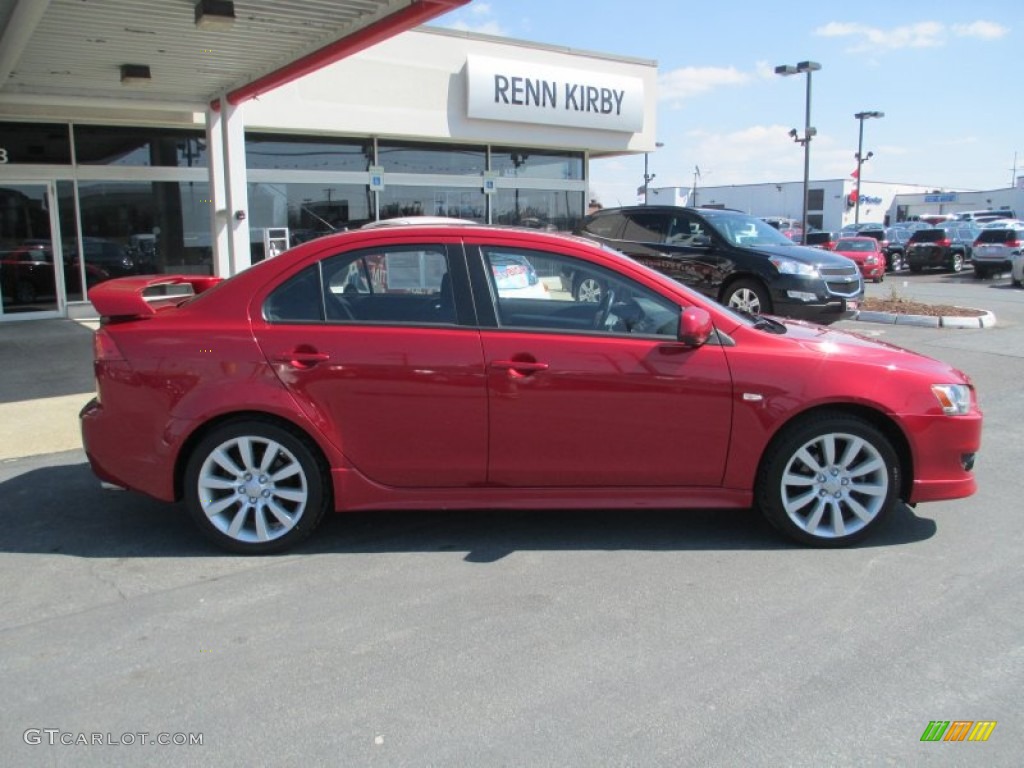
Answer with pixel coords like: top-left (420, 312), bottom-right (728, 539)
top-left (88, 275), bottom-right (222, 318)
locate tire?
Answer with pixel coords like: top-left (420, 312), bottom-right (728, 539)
top-left (887, 253), bottom-right (904, 273)
top-left (722, 278), bottom-right (771, 316)
top-left (949, 252), bottom-right (964, 273)
top-left (756, 413), bottom-right (899, 547)
top-left (574, 276), bottom-right (604, 304)
top-left (184, 419), bottom-right (330, 554)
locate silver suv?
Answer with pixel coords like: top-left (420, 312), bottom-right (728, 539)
top-left (971, 225), bottom-right (1024, 280)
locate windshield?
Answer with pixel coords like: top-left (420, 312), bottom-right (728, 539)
top-left (703, 212), bottom-right (797, 247)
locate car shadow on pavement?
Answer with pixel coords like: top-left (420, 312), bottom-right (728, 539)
top-left (0, 460), bottom-right (937, 559)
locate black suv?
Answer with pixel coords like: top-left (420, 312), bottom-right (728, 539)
top-left (905, 226), bottom-right (976, 273)
top-left (573, 206), bottom-right (863, 323)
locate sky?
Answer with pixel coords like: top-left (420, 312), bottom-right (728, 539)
top-left (434, 0), bottom-right (1023, 207)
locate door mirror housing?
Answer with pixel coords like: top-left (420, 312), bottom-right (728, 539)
top-left (678, 306), bottom-right (713, 347)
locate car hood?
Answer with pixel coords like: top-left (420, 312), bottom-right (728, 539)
top-left (773, 318), bottom-right (970, 381)
top-left (747, 243), bottom-right (856, 268)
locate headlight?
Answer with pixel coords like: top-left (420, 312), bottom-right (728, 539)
top-left (770, 257), bottom-right (820, 277)
top-left (931, 384), bottom-right (971, 415)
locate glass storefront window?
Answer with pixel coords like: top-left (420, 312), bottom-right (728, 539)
top-left (0, 122), bottom-right (72, 165)
top-left (246, 134), bottom-right (373, 172)
top-left (378, 186), bottom-right (486, 222)
top-left (74, 126), bottom-right (208, 168)
top-left (490, 147), bottom-right (583, 181)
top-left (247, 181), bottom-right (374, 261)
top-left (75, 180), bottom-right (213, 278)
top-left (378, 141), bottom-right (486, 176)
top-left (492, 188), bottom-right (584, 232)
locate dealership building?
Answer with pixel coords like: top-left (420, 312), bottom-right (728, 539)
top-left (0, 2), bottom-right (657, 322)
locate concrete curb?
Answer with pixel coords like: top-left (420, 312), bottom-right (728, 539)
top-left (854, 308), bottom-right (996, 329)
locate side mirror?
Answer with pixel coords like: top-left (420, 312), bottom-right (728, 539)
top-left (678, 306), bottom-right (713, 347)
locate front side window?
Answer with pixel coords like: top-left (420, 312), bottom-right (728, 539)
top-left (481, 247), bottom-right (680, 338)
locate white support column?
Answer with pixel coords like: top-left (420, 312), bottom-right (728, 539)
top-left (207, 97), bottom-right (251, 277)
top-left (206, 104), bottom-right (230, 277)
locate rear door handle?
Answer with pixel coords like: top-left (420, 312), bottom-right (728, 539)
top-left (491, 360), bottom-right (549, 377)
top-left (273, 350), bottom-right (330, 368)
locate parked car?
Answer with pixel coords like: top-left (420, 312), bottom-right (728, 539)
top-left (905, 227), bottom-right (972, 273)
top-left (0, 240), bottom-right (108, 304)
top-left (575, 206), bottom-right (863, 324)
top-left (80, 223), bottom-right (981, 553)
top-left (971, 224), bottom-right (1024, 279)
top-left (74, 236), bottom-right (137, 277)
top-left (853, 227), bottom-right (911, 272)
top-left (803, 230), bottom-right (836, 249)
top-left (830, 236), bottom-right (886, 283)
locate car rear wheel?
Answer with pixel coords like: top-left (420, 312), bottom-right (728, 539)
top-left (949, 253), bottom-right (963, 273)
top-left (184, 419), bottom-right (330, 554)
top-left (887, 253), bottom-right (904, 272)
top-left (574, 276), bottom-right (604, 303)
top-left (722, 279), bottom-right (771, 315)
top-left (756, 413), bottom-right (899, 547)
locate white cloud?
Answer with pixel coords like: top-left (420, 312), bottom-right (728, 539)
top-left (658, 66), bottom-right (752, 105)
top-left (815, 21), bottom-right (945, 51)
top-left (814, 19), bottom-right (1009, 52)
top-left (952, 21), bottom-right (1009, 39)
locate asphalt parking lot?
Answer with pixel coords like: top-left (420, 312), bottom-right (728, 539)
top-left (2, 271), bottom-right (1022, 766)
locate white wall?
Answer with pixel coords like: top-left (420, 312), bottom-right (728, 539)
top-left (244, 27), bottom-right (659, 155)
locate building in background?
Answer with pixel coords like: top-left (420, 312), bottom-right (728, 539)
top-left (0, 27), bottom-right (657, 321)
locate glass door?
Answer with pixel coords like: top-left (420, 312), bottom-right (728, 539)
top-left (0, 182), bottom-right (63, 319)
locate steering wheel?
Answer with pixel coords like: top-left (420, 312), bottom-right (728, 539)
top-left (594, 288), bottom-right (616, 329)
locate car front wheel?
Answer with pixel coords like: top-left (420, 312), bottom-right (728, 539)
top-left (184, 419), bottom-right (330, 553)
top-left (756, 414), bottom-right (899, 547)
top-left (722, 279), bottom-right (771, 315)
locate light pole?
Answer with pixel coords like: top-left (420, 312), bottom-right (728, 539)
top-left (854, 110), bottom-right (884, 226)
top-left (642, 142), bottom-right (664, 204)
top-left (775, 61), bottom-right (821, 240)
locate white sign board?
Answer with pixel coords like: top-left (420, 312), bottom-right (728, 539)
top-left (466, 55), bottom-right (644, 133)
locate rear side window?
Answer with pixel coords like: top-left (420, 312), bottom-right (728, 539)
top-left (622, 213), bottom-right (670, 243)
top-left (582, 213), bottom-right (624, 239)
top-left (263, 266), bottom-right (324, 323)
top-left (911, 230), bottom-right (945, 243)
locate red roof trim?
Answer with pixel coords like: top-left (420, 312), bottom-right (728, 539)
top-left (215, 0), bottom-right (470, 109)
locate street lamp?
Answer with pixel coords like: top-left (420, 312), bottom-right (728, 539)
top-left (642, 142), bottom-right (665, 204)
top-left (775, 61), bottom-right (821, 240)
top-left (853, 110), bottom-right (884, 225)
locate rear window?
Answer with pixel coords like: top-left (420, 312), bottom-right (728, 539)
top-left (976, 229), bottom-right (1018, 244)
top-left (910, 230), bottom-right (946, 243)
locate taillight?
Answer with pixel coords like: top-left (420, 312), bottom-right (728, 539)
top-left (938, 239), bottom-right (951, 247)
top-left (1007, 239), bottom-right (1020, 248)
top-left (93, 329), bottom-right (125, 362)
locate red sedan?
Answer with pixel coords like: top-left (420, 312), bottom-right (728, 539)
top-left (831, 236), bottom-right (886, 283)
top-left (80, 223), bottom-right (982, 553)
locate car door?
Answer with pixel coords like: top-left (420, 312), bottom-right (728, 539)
top-left (472, 244), bottom-right (733, 488)
top-left (251, 241), bottom-right (488, 488)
